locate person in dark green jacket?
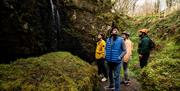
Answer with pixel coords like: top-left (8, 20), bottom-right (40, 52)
top-left (138, 29), bottom-right (152, 68)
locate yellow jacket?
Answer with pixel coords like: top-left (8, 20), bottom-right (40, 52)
top-left (95, 39), bottom-right (106, 59)
top-left (123, 39), bottom-right (133, 62)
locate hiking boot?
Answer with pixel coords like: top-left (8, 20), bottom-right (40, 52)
top-left (101, 77), bottom-right (107, 82)
top-left (108, 84), bottom-right (114, 89)
top-left (124, 82), bottom-right (130, 86)
top-left (120, 81), bottom-right (125, 84)
top-left (124, 81), bottom-right (130, 86)
top-left (127, 79), bottom-right (131, 83)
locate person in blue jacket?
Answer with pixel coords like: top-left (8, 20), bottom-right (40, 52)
top-left (106, 27), bottom-right (126, 91)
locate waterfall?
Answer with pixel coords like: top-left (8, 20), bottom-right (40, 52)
top-left (56, 8), bottom-right (61, 50)
top-left (49, 0), bottom-right (61, 51)
top-left (56, 10), bottom-right (61, 31)
top-left (50, 0), bottom-right (55, 22)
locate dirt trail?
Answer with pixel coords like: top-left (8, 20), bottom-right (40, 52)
top-left (99, 78), bottom-right (142, 91)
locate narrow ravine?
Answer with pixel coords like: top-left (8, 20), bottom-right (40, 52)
top-left (0, 0), bottom-right (179, 91)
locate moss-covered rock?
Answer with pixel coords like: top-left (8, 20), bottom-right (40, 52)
top-left (136, 11), bottom-right (180, 91)
top-left (0, 52), bottom-right (98, 91)
top-left (141, 58), bottom-right (180, 91)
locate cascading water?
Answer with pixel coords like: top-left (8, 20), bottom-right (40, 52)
top-left (56, 10), bottom-right (61, 50)
top-left (56, 10), bottom-right (61, 31)
top-left (49, 0), bottom-right (61, 51)
top-left (50, 0), bottom-right (55, 22)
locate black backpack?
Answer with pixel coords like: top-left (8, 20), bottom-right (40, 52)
top-left (149, 38), bottom-right (155, 50)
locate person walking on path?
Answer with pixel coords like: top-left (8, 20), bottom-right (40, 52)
top-left (121, 31), bottom-right (133, 86)
top-left (138, 29), bottom-right (155, 68)
top-left (95, 32), bottom-right (108, 82)
top-left (105, 27), bottom-right (126, 91)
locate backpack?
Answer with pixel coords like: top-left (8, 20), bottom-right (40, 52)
top-left (149, 38), bottom-right (155, 50)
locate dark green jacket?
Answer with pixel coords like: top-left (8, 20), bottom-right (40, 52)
top-left (138, 35), bottom-right (151, 55)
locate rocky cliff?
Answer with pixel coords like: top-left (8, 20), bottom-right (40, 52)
top-left (0, 0), bottom-right (113, 63)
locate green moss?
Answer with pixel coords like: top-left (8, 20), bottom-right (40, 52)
top-left (141, 58), bottom-right (180, 91)
top-left (0, 52), bottom-right (98, 91)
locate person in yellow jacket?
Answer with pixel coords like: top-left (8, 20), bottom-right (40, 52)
top-left (121, 31), bottom-right (133, 86)
top-left (95, 32), bottom-right (107, 82)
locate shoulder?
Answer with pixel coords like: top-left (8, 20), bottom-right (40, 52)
top-left (117, 36), bottom-right (123, 41)
top-left (127, 39), bottom-right (132, 43)
top-left (117, 37), bottom-right (124, 45)
top-left (127, 39), bottom-right (133, 45)
top-left (106, 37), bottom-right (110, 41)
top-left (125, 39), bottom-right (129, 43)
top-left (142, 36), bottom-right (149, 41)
top-left (141, 36), bottom-right (151, 44)
top-left (101, 40), bottom-right (106, 44)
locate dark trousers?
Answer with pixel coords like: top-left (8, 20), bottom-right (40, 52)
top-left (123, 62), bottom-right (128, 81)
top-left (108, 62), bottom-right (121, 91)
top-left (96, 58), bottom-right (108, 78)
top-left (140, 53), bottom-right (150, 68)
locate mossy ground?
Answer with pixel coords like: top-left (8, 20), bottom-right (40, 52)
top-left (0, 52), bottom-right (98, 91)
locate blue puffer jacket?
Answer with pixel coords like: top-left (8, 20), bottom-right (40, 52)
top-left (105, 36), bottom-right (125, 63)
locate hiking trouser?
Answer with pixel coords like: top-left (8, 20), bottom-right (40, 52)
top-left (123, 62), bottom-right (129, 81)
top-left (108, 61), bottom-right (121, 91)
top-left (139, 53), bottom-right (150, 68)
top-left (96, 58), bottom-right (108, 78)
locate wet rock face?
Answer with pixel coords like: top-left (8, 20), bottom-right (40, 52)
top-left (0, 0), bottom-right (55, 63)
top-left (58, 0), bottom-right (113, 63)
top-left (0, 0), bottom-right (112, 63)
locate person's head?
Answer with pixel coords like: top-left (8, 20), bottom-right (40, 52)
top-left (138, 28), bottom-right (148, 37)
top-left (97, 32), bottom-right (104, 41)
top-left (122, 31), bottom-right (130, 40)
top-left (110, 27), bottom-right (119, 37)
